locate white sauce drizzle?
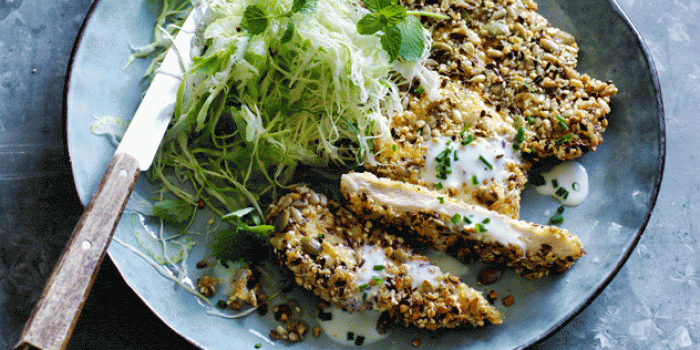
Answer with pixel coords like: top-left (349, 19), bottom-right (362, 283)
top-left (356, 245), bottom-right (389, 299)
top-left (318, 307), bottom-right (389, 346)
top-left (422, 135), bottom-right (518, 190)
top-left (404, 259), bottom-right (440, 289)
top-left (534, 161), bottom-right (589, 206)
top-left (423, 249), bottom-right (470, 277)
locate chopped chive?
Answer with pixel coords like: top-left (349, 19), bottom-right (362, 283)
top-left (362, 292), bottom-right (368, 301)
top-left (435, 182), bottom-right (443, 190)
top-left (513, 126), bottom-right (525, 150)
top-left (373, 264), bottom-right (385, 271)
top-left (526, 116), bottom-right (535, 124)
top-left (463, 216), bottom-right (472, 224)
top-left (552, 179), bottom-right (559, 188)
top-left (556, 115), bottom-right (568, 130)
top-left (475, 223), bottom-right (488, 233)
top-left (355, 336), bottom-right (366, 346)
top-left (318, 310), bottom-right (333, 321)
top-left (318, 233), bottom-right (324, 239)
top-left (555, 187), bottom-right (569, 200)
top-left (372, 276), bottom-right (383, 284)
top-left (451, 213), bottom-right (462, 224)
top-left (556, 205), bottom-right (565, 215)
top-left (358, 283), bottom-right (369, 291)
top-left (572, 182), bottom-right (579, 191)
top-left (347, 332), bottom-right (355, 341)
top-left (460, 123), bottom-right (472, 137)
top-left (255, 343), bottom-right (262, 349)
top-left (549, 213), bottom-right (564, 225)
top-left (391, 144), bottom-right (398, 152)
top-left (478, 155), bottom-right (493, 170)
top-left (471, 175), bottom-right (479, 185)
top-left (461, 133), bottom-right (474, 145)
top-left (216, 300), bottom-right (227, 309)
top-left (482, 218), bottom-right (491, 224)
top-left (555, 134), bottom-right (573, 144)
top-left (438, 197), bottom-right (445, 204)
top-left (415, 86), bottom-right (424, 95)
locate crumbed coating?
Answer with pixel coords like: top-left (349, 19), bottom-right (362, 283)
top-left (367, 81), bottom-right (529, 219)
top-left (341, 172), bottom-right (583, 279)
top-left (403, 0), bottom-right (617, 160)
top-left (267, 186), bottom-right (503, 330)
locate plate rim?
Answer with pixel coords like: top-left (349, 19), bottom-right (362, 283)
top-left (61, 0), bottom-right (667, 349)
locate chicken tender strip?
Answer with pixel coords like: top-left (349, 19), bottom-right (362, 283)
top-left (406, 0), bottom-right (617, 160)
top-left (341, 172), bottom-right (583, 279)
top-left (267, 186), bottom-right (503, 330)
top-left (368, 81), bottom-right (529, 219)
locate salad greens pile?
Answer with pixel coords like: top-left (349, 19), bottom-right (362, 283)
top-left (148, 0), bottom-right (422, 221)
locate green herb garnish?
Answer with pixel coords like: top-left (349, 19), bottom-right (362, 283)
top-left (461, 133), bottom-right (474, 146)
top-left (357, 0), bottom-right (448, 61)
top-left (556, 134), bottom-right (573, 144)
top-left (549, 205), bottom-right (565, 225)
top-left (451, 213), bottom-right (462, 224)
top-left (373, 264), bottom-right (385, 271)
top-left (478, 155), bottom-right (493, 170)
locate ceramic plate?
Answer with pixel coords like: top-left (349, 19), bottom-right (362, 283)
top-left (64, 0), bottom-right (664, 348)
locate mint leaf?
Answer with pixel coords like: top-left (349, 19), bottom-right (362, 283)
top-left (379, 4), bottom-right (407, 26)
top-left (381, 25), bottom-right (402, 62)
top-left (152, 199), bottom-right (193, 224)
top-left (357, 13), bottom-right (383, 35)
top-left (281, 19), bottom-right (295, 43)
top-left (397, 15), bottom-right (424, 61)
top-left (291, 0), bottom-right (317, 14)
top-left (363, 0), bottom-right (397, 12)
top-left (241, 5), bottom-right (268, 35)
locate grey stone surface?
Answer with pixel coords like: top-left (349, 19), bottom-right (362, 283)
top-left (0, 0), bottom-right (697, 348)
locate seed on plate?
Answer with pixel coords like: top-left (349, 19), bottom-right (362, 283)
top-left (502, 295), bottom-right (515, 307)
top-left (477, 268), bottom-right (504, 285)
top-left (275, 209), bottom-right (290, 232)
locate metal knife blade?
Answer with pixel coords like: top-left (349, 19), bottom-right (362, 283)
top-left (116, 7), bottom-right (202, 170)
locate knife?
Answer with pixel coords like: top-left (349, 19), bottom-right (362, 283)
top-left (15, 7), bottom-right (203, 350)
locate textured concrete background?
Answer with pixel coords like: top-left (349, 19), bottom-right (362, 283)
top-left (1, 0), bottom-right (698, 348)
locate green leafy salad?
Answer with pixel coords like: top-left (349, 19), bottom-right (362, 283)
top-left (114, 0), bottom-right (444, 268)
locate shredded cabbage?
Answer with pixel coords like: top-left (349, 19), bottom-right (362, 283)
top-left (150, 0), bottom-right (417, 217)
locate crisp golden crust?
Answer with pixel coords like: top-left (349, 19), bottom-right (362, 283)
top-left (341, 172), bottom-right (583, 279)
top-left (267, 186), bottom-right (503, 330)
top-left (367, 81), bottom-right (529, 219)
top-left (405, 0), bottom-right (617, 160)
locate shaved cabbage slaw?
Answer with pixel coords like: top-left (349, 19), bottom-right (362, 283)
top-left (142, 0), bottom-right (435, 218)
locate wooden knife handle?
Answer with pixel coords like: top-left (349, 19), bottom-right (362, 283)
top-left (14, 153), bottom-right (141, 350)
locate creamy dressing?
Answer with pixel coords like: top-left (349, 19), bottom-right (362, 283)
top-left (355, 245), bottom-right (389, 299)
top-left (423, 249), bottom-right (470, 277)
top-left (404, 259), bottom-right (440, 288)
top-left (318, 307), bottom-right (389, 346)
top-left (422, 136), bottom-right (518, 190)
top-left (534, 161), bottom-right (589, 206)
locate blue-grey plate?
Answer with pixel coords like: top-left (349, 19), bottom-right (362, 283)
top-left (64, 0), bottom-right (664, 349)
